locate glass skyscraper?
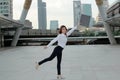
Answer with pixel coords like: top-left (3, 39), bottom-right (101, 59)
top-left (73, 1), bottom-right (94, 28)
top-left (81, 4), bottom-right (93, 27)
top-left (0, 0), bottom-right (13, 19)
top-left (73, 0), bottom-right (81, 27)
top-left (81, 4), bottom-right (92, 16)
top-left (50, 20), bottom-right (59, 30)
top-left (38, 0), bottom-right (47, 30)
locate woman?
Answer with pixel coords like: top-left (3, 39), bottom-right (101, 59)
top-left (36, 25), bottom-right (77, 79)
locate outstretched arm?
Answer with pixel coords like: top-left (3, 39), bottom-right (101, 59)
top-left (66, 26), bottom-right (77, 36)
top-left (67, 22), bottom-right (80, 36)
top-left (46, 35), bottom-right (59, 48)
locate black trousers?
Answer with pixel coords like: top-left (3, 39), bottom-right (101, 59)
top-left (38, 46), bottom-right (63, 75)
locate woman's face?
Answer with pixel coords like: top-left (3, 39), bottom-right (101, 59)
top-left (62, 27), bottom-right (67, 34)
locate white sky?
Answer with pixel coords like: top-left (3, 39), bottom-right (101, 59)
top-left (13, 0), bottom-right (115, 29)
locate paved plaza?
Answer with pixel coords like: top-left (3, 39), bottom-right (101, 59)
top-left (0, 45), bottom-right (120, 80)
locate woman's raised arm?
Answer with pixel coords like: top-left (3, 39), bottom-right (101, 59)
top-left (66, 26), bottom-right (77, 36)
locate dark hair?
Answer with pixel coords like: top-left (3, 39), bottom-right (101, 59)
top-left (59, 25), bottom-right (67, 34)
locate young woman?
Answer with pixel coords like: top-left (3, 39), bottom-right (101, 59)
top-left (36, 25), bottom-right (77, 79)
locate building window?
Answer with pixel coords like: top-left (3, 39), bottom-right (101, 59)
top-left (1, 10), bottom-right (9, 13)
top-left (3, 2), bottom-right (8, 5)
top-left (0, 2), bottom-right (2, 5)
top-left (6, 2), bottom-right (9, 5)
top-left (4, 6), bottom-right (8, 9)
top-left (3, 2), bottom-right (6, 5)
top-left (4, 14), bottom-right (8, 17)
top-left (5, 10), bottom-right (9, 13)
top-left (0, 11), bottom-right (3, 13)
top-left (0, 6), bottom-right (2, 9)
top-left (0, 7), bottom-right (2, 9)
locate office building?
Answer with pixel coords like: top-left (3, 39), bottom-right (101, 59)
top-left (73, 0), bottom-right (81, 27)
top-left (81, 4), bottom-right (92, 16)
top-left (0, 0), bottom-right (13, 19)
top-left (38, 0), bottom-right (47, 30)
top-left (81, 4), bottom-right (94, 27)
top-left (80, 14), bottom-right (91, 27)
top-left (50, 20), bottom-right (59, 30)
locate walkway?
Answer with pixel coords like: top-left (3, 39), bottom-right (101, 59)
top-left (0, 45), bottom-right (120, 80)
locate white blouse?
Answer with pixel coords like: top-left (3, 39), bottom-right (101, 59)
top-left (47, 26), bottom-right (77, 48)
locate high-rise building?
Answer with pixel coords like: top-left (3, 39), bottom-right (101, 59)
top-left (38, 0), bottom-right (47, 30)
top-left (50, 20), bottom-right (59, 30)
top-left (0, 0), bottom-right (13, 19)
top-left (81, 4), bottom-right (93, 27)
top-left (73, 0), bottom-right (81, 27)
top-left (80, 14), bottom-right (91, 27)
top-left (96, 0), bottom-right (109, 23)
top-left (81, 4), bottom-right (92, 16)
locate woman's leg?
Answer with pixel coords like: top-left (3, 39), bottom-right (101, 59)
top-left (38, 46), bottom-right (58, 65)
top-left (56, 47), bottom-right (63, 75)
top-left (57, 52), bottom-right (62, 75)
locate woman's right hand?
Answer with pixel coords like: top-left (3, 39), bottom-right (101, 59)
top-left (44, 46), bottom-right (48, 49)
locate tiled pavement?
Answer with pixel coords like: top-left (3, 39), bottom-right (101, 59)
top-left (0, 45), bottom-right (120, 80)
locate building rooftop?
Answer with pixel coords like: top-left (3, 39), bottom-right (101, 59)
top-left (0, 45), bottom-right (120, 80)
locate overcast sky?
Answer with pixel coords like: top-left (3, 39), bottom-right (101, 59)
top-left (13, 0), bottom-right (115, 29)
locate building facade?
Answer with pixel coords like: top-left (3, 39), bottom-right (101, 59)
top-left (38, 0), bottom-right (47, 30)
top-left (50, 20), bottom-right (59, 30)
top-left (73, 0), bottom-right (81, 27)
top-left (107, 0), bottom-right (120, 31)
top-left (81, 4), bottom-right (93, 27)
top-left (0, 0), bottom-right (13, 47)
top-left (81, 4), bottom-right (92, 16)
top-left (0, 0), bottom-right (13, 19)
